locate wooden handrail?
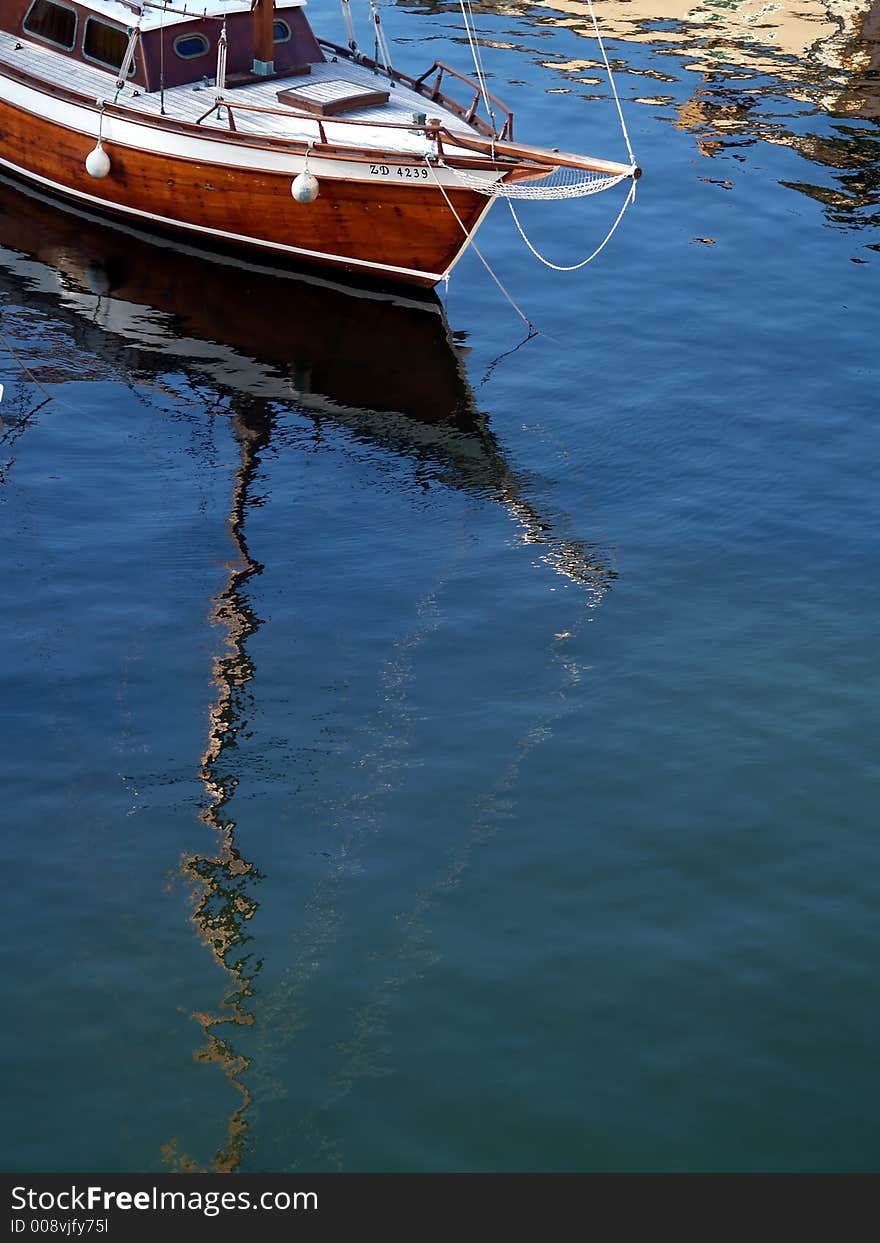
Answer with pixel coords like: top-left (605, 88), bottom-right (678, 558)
top-left (441, 130), bottom-right (641, 179)
top-left (198, 97), bottom-right (438, 146)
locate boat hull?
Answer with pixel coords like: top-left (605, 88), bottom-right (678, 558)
top-left (0, 89), bottom-right (494, 287)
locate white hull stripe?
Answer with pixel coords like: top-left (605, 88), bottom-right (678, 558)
top-left (0, 154), bottom-right (448, 283)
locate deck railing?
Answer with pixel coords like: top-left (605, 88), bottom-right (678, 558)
top-left (410, 61), bottom-right (514, 141)
top-left (195, 97), bottom-right (456, 153)
top-left (316, 41), bottom-right (514, 141)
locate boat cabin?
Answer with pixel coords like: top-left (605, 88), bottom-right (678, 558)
top-left (0, 0), bottom-right (325, 92)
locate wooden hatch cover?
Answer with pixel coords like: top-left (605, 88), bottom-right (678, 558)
top-left (276, 79), bottom-right (391, 117)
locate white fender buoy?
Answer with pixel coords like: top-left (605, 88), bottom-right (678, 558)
top-left (86, 143), bottom-right (111, 179)
top-left (291, 170), bottom-right (319, 204)
top-left (83, 262), bottom-right (112, 296)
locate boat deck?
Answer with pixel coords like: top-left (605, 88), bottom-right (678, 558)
top-left (0, 31), bottom-right (478, 158)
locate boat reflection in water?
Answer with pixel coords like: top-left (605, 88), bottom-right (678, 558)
top-left (0, 175), bottom-right (615, 1170)
top-left (409, 0), bottom-right (880, 229)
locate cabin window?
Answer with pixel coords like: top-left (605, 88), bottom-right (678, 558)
top-left (22, 0), bottom-right (77, 51)
top-left (173, 33), bottom-right (210, 59)
top-left (273, 20), bottom-right (291, 43)
top-left (83, 17), bottom-right (134, 72)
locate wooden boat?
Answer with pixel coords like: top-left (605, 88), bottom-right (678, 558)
top-left (0, 0), bottom-right (640, 287)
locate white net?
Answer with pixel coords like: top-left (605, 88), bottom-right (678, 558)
top-left (443, 162), bottom-right (630, 200)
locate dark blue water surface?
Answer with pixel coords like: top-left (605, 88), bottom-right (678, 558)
top-left (1, 2), bottom-right (878, 1173)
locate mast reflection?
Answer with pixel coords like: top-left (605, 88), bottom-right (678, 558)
top-left (179, 398), bottom-right (270, 1173)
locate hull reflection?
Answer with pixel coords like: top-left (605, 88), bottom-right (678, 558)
top-left (0, 172), bottom-right (613, 594)
top-left (0, 174), bottom-right (471, 423)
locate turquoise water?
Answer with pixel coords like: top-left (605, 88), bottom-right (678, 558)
top-left (1, 2), bottom-right (878, 1173)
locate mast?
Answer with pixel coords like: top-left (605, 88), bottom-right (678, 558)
top-left (252, 0), bottom-right (275, 75)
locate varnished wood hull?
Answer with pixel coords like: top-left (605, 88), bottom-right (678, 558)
top-left (0, 90), bottom-right (494, 286)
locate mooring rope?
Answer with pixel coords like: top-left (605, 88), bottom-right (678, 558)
top-left (0, 325), bottom-right (54, 399)
top-left (423, 159), bottom-right (536, 332)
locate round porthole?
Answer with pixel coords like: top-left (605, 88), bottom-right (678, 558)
top-left (173, 33), bottom-right (209, 59)
top-left (273, 20), bottom-right (291, 43)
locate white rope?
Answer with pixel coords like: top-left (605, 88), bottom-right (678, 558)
top-left (493, 0), bottom-right (638, 269)
top-left (339, 0), bottom-right (356, 51)
top-left (215, 19), bottom-right (227, 104)
top-left (158, 0), bottom-right (167, 115)
top-left (423, 159), bottom-right (536, 332)
top-left (506, 180), bottom-right (636, 272)
top-left (585, 0), bottom-right (635, 167)
top-left (114, 24), bottom-right (141, 98)
top-left (458, 0), bottom-right (496, 140)
top-left (367, 0), bottom-right (393, 75)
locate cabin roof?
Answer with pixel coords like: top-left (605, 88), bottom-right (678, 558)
top-left (68, 0), bottom-right (307, 34)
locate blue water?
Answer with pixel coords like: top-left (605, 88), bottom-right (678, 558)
top-left (1, 2), bottom-right (878, 1172)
